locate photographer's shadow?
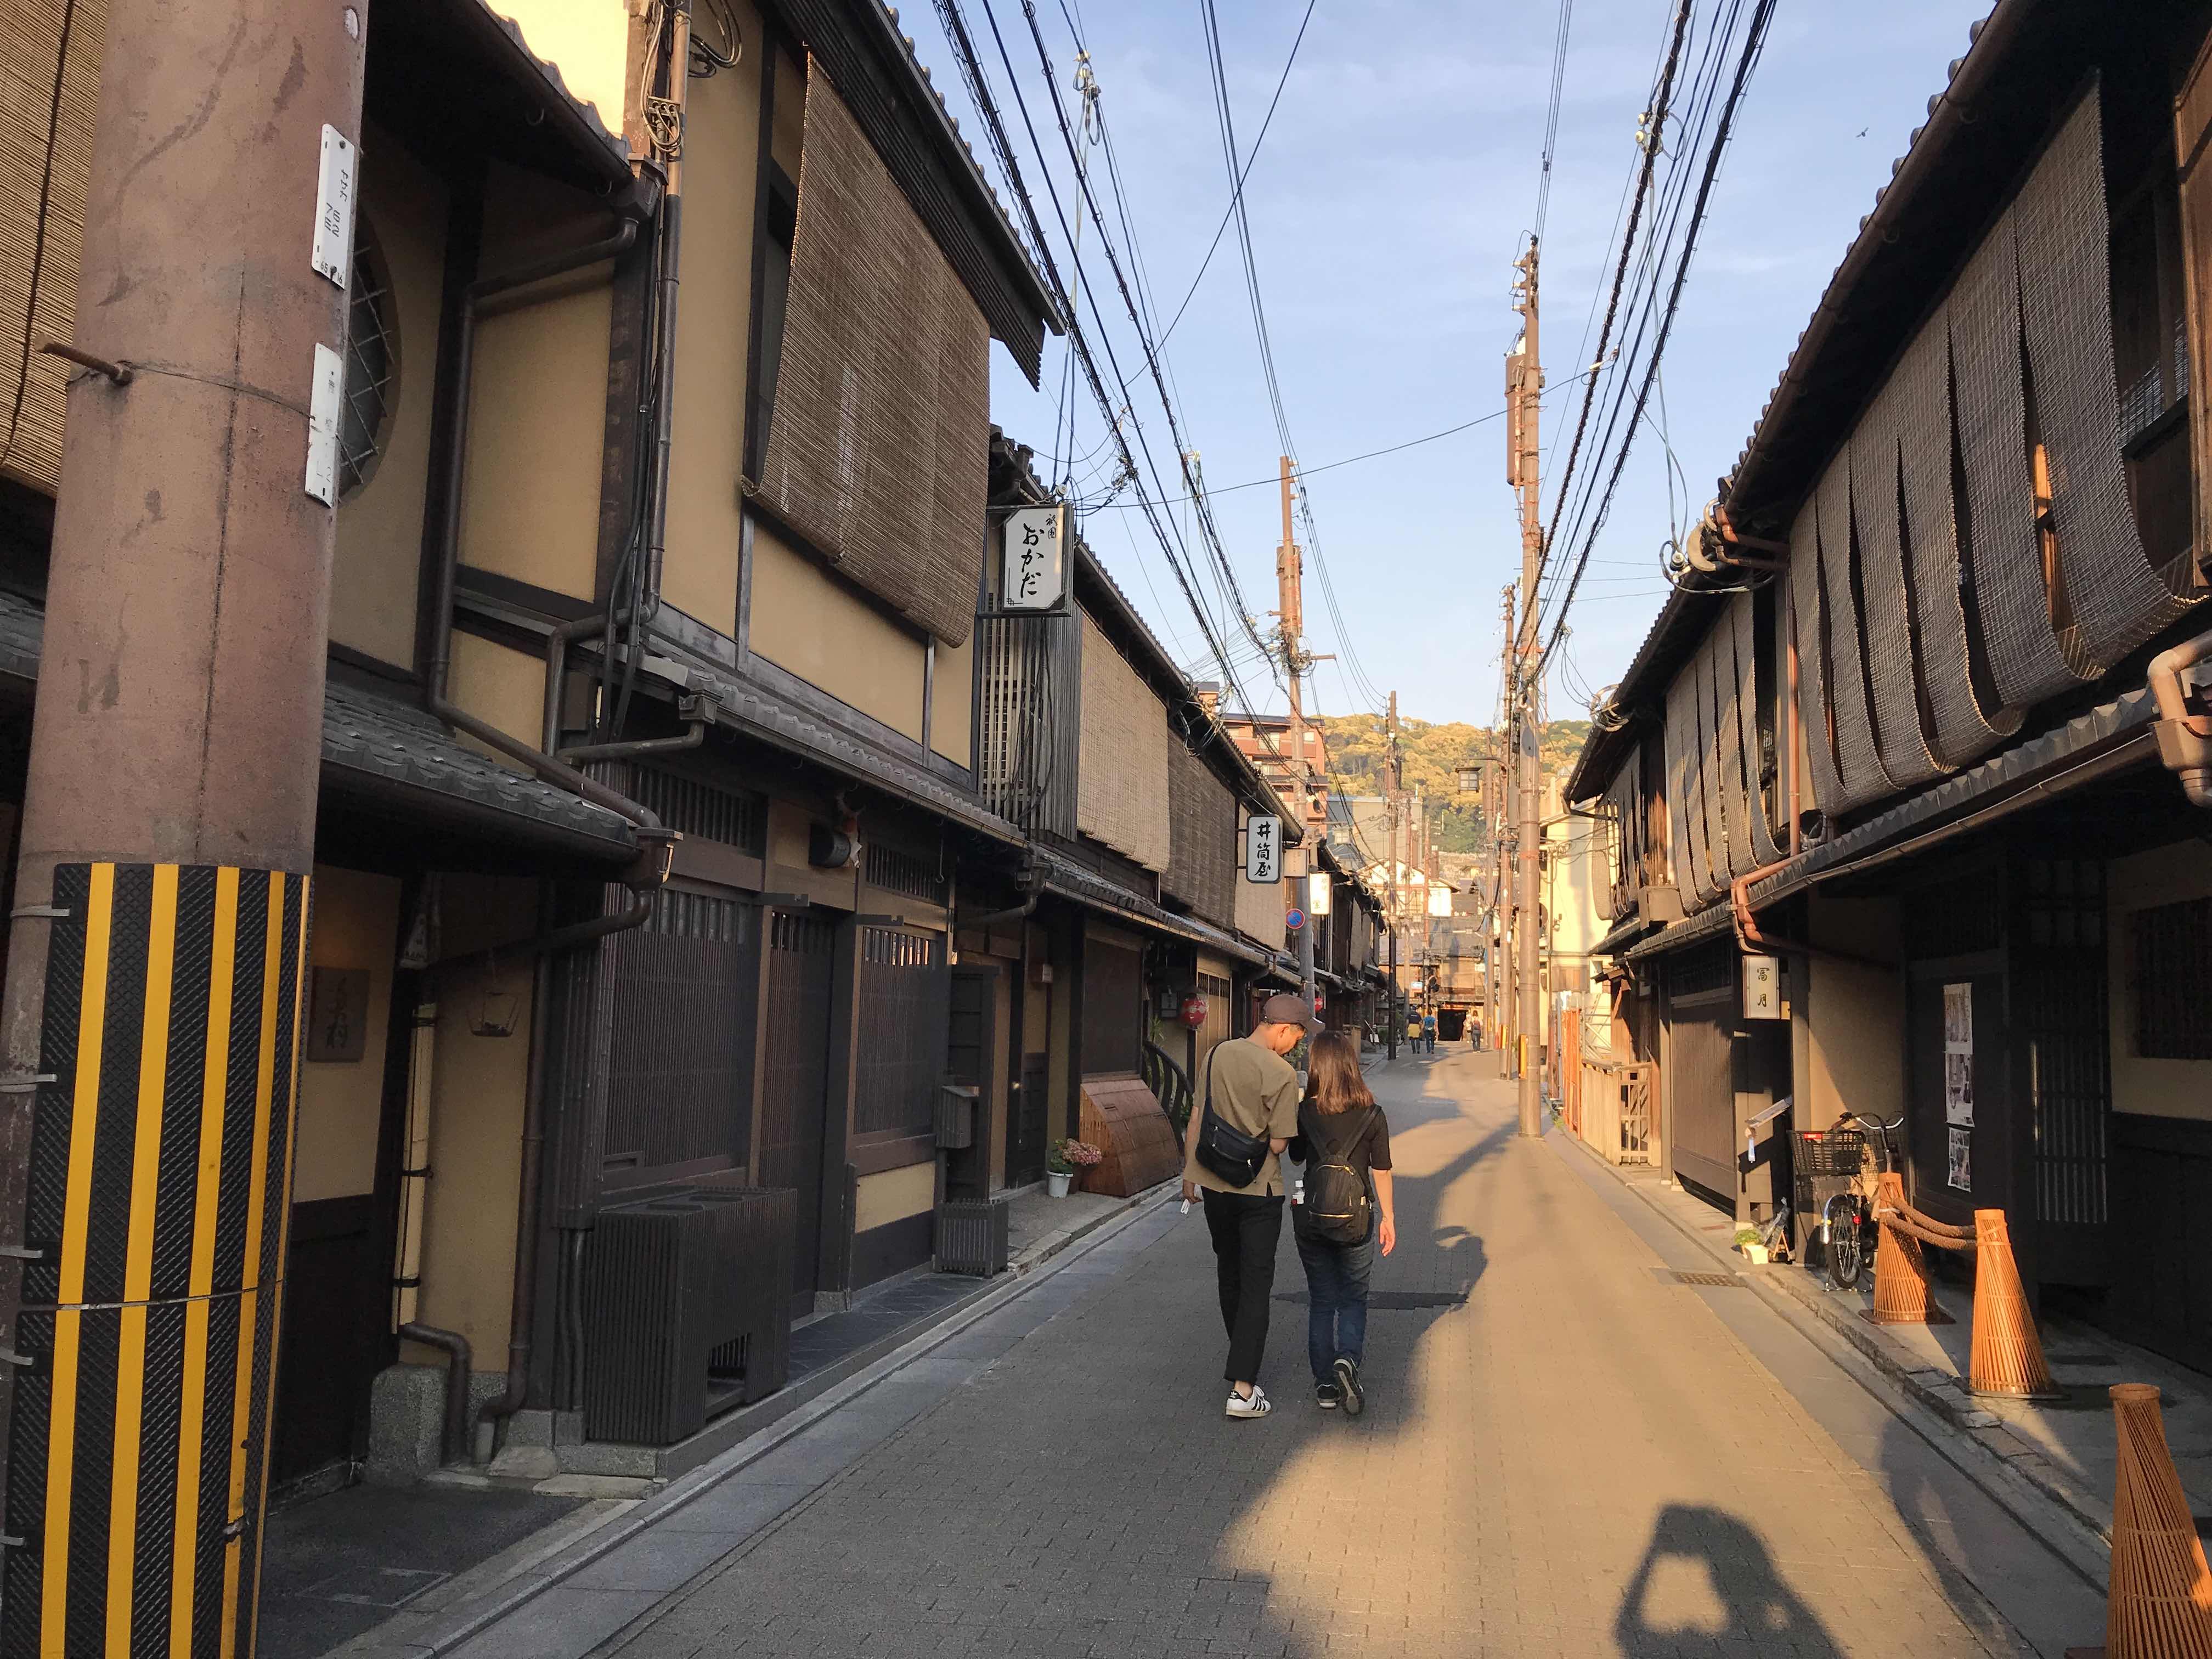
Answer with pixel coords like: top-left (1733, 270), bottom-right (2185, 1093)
top-left (1612, 1504), bottom-right (1842, 1657)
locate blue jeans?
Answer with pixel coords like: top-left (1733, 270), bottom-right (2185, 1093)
top-left (1295, 1229), bottom-right (1374, 1384)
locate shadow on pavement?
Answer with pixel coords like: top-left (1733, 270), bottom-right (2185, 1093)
top-left (1612, 1504), bottom-right (1843, 1657)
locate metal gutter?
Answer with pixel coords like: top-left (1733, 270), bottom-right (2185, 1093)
top-left (1032, 847), bottom-right (1271, 968)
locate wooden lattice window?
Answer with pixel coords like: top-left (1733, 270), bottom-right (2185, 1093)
top-left (2135, 895), bottom-right (2212, 1059)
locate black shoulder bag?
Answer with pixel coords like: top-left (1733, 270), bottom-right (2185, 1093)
top-left (1193, 1046), bottom-right (1271, 1189)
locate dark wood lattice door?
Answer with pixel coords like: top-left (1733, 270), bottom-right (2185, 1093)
top-left (1010, 1055), bottom-right (1049, 1188)
top-left (761, 911), bottom-right (836, 1312)
top-left (2019, 857), bottom-right (2111, 1286)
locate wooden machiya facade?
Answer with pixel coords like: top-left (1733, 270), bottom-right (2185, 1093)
top-left (0, 0), bottom-right (1065, 1500)
top-left (1568, 0), bottom-right (2212, 1374)
top-left (965, 435), bottom-right (1305, 1177)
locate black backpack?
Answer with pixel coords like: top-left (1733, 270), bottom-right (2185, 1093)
top-left (1299, 1104), bottom-right (1375, 1245)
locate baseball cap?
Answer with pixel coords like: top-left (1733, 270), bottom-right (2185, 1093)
top-left (1259, 992), bottom-right (1324, 1037)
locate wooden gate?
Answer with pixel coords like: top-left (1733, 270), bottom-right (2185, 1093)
top-left (760, 910), bottom-right (837, 1313)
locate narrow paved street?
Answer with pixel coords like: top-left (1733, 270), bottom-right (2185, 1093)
top-left (537, 1052), bottom-right (2104, 1659)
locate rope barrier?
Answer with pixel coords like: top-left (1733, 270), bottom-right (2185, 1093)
top-left (1874, 1206), bottom-right (1978, 1250)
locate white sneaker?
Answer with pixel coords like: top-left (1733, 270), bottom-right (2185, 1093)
top-left (1224, 1386), bottom-right (1271, 1419)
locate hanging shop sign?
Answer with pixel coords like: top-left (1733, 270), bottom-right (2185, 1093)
top-left (1742, 954), bottom-right (1787, 1020)
top-left (1245, 815), bottom-right (1283, 883)
top-left (1000, 504), bottom-right (1067, 611)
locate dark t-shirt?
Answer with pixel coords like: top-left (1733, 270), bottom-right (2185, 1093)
top-left (1289, 1102), bottom-right (1392, 1182)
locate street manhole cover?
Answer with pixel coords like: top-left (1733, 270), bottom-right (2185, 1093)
top-left (298, 1566), bottom-right (450, 1608)
top-left (1273, 1289), bottom-right (1468, 1310)
top-left (1654, 1268), bottom-right (1742, 1289)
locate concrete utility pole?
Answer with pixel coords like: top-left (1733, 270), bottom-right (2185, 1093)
top-left (0, 0), bottom-right (364, 1650)
top-left (1276, 456), bottom-right (1318, 1018)
top-left (1496, 586), bottom-right (1516, 1073)
top-left (1385, 692), bottom-right (1401, 1059)
top-left (1508, 238), bottom-right (1544, 1137)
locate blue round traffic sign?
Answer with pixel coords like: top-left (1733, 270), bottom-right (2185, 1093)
top-left (1286, 907), bottom-right (1306, 931)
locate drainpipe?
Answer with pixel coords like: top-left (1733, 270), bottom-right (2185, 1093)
top-left (422, 196), bottom-right (685, 1445)
top-left (2148, 627), bottom-right (2212, 808)
top-left (1729, 858), bottom-right (1893, 971)
top-left (396, 1322), bottom-right (472, 1468)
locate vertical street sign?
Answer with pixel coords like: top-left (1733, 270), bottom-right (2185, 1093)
top-left (1742, 953), bottom-right (1786, 1019)
top-left (1245, 814), bottom-right (1282, 882)
top-left (1001, 503), bottom-right (1066, 610)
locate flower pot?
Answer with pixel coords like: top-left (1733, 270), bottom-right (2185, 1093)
top-left (1046, 1170), bottom-right (1073, 1198)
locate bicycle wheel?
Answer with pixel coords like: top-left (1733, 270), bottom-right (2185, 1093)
top-left (1824, 1195), bottom-right (1864, 1291)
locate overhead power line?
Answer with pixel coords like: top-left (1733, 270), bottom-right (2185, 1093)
top-left (1539, 0), bottom-right (1779, 670)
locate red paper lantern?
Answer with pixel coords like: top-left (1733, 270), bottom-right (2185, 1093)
top-left (1179, 994), bottom-right (1209, 1029)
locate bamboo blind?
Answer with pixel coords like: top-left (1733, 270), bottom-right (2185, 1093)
top-left (753, 58), bottom-right (991, 647)
top-left (1075, 609), bottom-right (1169, 872)
top-left (1, 0), bottom-right (105, 495)
top-left (1165, 737), bottom-right (1234, 927)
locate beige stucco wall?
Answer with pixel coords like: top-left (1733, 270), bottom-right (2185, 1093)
top-left (448, 631), bottom-right (545, 766)
top-left (408, 877), bottom-right (539, 1367)
top-left (748, 516), bottom-right (927, 740)
top-left (854, 1159), bottom-right (935, 1232)
top-left (491, 1), bottom-right (631, 140)
top-left (1801, 894), bottom-right (1903, 1127)
top-left (660, 3), bottom-right (763, 635)
top-left (294, 867), bottom-right (401, 1204)
top-left (932, 634), bottom-right (974, 768)
top-left (459, 272), bottom-right (611, 602)
top-left (330, 130), bottom-right (445, 670)
top-left (2108, 839), bottom-right (2212, 1122)
top-left (1076, 611), bottom-right (1170, 871)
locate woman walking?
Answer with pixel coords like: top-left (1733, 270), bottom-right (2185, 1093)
top-left (1290, 1032), bottom-right (1395, 1415)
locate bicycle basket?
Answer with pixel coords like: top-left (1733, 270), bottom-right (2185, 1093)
top-left (1791, 1128), bottom-right (1866, 1179)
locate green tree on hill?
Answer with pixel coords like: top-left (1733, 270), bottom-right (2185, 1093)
top-left (1319, 714), bottom-right (1591, 855)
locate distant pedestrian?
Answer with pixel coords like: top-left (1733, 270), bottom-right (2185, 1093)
top-left (1290, 1032), bottom-right (1395, 1415)
top-left (1181, 992), bottom-right (1318, 1419)
top-left (1421, 1011), bottom-right (1437, 1053)
top-left (1406, 1014), bottom-right (1421, 1050)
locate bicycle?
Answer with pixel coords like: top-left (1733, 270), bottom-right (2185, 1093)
top-left (1807, 1113), bottom-right (1904, 1291)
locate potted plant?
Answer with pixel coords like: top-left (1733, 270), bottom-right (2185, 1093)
top-left (1046, 1138), bottom-right (1101, 1197)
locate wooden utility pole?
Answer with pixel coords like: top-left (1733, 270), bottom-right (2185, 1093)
top-left (1508, 238), bottom-right (1544, 1136)
top-left (1275, 456), bottom-right (1318, 1018)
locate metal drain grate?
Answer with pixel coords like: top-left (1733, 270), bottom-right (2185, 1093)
top-left (1273, 1289), bottom-right (1469, 1310)
top-left (1653, 1268), bottom-right (1743, 1289)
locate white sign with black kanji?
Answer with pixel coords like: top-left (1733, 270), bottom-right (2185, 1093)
top-left (1001, 505), bottom-right (1066, 611)
top-left (1245, 815), bottom-right (1283, 883)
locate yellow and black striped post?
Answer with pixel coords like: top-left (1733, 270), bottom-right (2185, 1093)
top-left (2, 865), bottom-right (310, 1658)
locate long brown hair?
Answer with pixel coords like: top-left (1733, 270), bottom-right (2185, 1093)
top-left (1305, 1031), bottom-right (1373, 1116)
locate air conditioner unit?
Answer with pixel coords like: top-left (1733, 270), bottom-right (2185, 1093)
top-left (583, 1183), bottom-right (795, 1446)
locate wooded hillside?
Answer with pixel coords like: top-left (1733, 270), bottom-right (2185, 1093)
top-left (1320, 715), bottom-right (1592, 854)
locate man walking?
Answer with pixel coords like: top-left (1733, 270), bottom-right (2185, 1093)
top-left (1181, 992), bottom-right (1318, 1419)
top-left (1421, 1010), bottom-right (1438, 1053)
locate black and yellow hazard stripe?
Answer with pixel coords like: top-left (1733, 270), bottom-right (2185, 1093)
top-left (1, 865), bottom-right (310, 1659)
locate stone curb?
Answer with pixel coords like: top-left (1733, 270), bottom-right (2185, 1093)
top-left (1547, 1121), bottom-right (2113, 1590)
top-left (338, 1182), bottom-right (1181, 1657)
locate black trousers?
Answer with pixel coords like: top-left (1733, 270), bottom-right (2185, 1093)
top-left (1202, 1189), bottom-right (1284, 1384)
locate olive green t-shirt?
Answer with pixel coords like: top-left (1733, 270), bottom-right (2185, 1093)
top-left (1182, 1037), bottom-right (1301, 1196)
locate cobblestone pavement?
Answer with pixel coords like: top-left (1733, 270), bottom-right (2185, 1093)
top-left (589, 1054), bottom-right (2074, 1658)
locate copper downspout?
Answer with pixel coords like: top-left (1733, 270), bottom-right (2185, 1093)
top-left (1730, 859), bottom-right (1893, 971)
top-left (2147, 627), bottom-right (2212, 808)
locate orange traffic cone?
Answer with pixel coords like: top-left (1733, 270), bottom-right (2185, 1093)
top-left (1870, 1173), bottom-right (1950, 1325)
top-left (2101, 1385), bottom-right (2212, 1659)
top-left (1968, 1209), bottom-right (2059, 1400)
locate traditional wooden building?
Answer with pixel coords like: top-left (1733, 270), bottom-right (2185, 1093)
top-left (1569, 0), bottom-right (2212, 1370)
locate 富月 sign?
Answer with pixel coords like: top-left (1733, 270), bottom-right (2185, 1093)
top-left (1742, 953), bottom-right (1786, 1020)
top-left (1000, 504), bottom-right (1066, 611)
top-left (1244, 815), bottom-right (1282, 883)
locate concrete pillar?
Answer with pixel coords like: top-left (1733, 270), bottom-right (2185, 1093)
top-left (0, 0), bottom-right (365, 1651)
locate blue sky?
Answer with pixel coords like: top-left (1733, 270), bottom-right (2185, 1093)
top-left (899, 0), bottom-right (1994, 726)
